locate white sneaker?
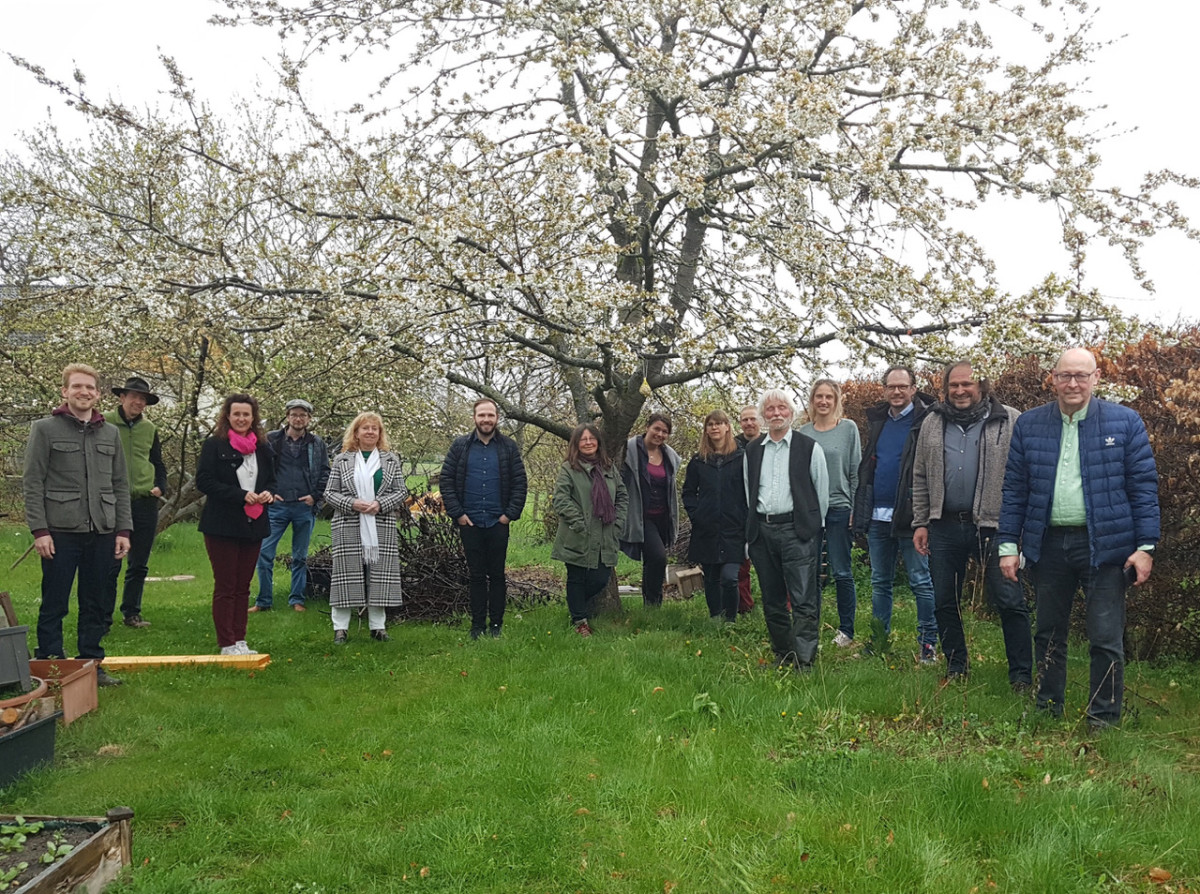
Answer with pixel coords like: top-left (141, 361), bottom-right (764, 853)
top-left (234, 641), bottom-right (258, 655)
top-left (833, 631), bottom-right (854, 648)
top-left (219, 645), bottom-right (239, 656)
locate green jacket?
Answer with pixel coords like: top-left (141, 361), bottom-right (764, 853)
top-left (551, 460), bottom-right (628, 568)
top-left (105, 409), bottom-right (168, 499)
top-left (24, 408), bottom-right (133, 535)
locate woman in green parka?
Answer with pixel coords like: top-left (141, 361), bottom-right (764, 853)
top-left (551, 424), bottom-right (629, 636)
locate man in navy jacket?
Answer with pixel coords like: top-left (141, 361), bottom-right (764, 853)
top-left (853, 366), bottom-right (938, 661)
top-left (252, 399), bottom-right (331, 612)
top-left (997, 348), bottom-right (1159, 728)
top-left (441, 398), bottom-right (528, 639)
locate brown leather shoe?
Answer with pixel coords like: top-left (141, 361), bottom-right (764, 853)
top-left (292, 604), bottom-right (306, 612)
top-left (247, 605), bottom-right (270, 613)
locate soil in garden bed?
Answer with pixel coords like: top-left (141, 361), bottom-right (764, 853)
top-left (0, 820), bottom-right (98, 889)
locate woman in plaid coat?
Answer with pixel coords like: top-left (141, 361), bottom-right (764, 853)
top-left (323, 412), bottom-right (408, 643)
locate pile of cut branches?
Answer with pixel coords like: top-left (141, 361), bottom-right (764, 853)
top-left (295, 497), bottom-right (559, 621)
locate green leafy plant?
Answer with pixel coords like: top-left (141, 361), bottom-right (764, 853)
top-left (1, 817), bottom-right (44, 853)
top-left (39, 832), bottom-right (74, 865)
top-left (1, 861), bottom-right (30, 886)
top-left (866, 616), bottom-right (893, 662)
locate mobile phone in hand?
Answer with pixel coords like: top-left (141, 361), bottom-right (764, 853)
top-left (1123, 564), bottom-right (1138, 586)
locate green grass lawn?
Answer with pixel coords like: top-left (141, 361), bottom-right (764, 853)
top-left (2, 522), bottom-right (1199, 893)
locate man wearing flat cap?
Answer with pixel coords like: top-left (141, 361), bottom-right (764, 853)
top-left (105, 376), bottom-right (170, 629)
top-left (252, 398), bottom-right (331, 612)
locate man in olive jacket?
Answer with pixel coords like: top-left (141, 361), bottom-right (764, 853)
top-left (104, 376), bottom-right (169, 629)
top-left (24, 363), bottom-right (132, 685)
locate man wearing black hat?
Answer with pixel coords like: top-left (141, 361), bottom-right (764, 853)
top-left (252, 399), bottom-right (331, 612)
top-left (105, 376), bottom-right (169, 629)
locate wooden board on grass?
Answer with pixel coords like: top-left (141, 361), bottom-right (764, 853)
top-left (101, 654), bottom-right (271, 671)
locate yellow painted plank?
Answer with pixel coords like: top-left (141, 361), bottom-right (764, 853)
top-left (101, 654), bottom-right (271, 671)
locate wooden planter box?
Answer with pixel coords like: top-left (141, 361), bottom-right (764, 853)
top-left (0, 625), bottom-right (32, 692)
top-left (1, 808), bottom-right (133, 894)
top-left (28, 660), bottom-right (98, 726)
top-left (665, 564), bottom-right (704, 599)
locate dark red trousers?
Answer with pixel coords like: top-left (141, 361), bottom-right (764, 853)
top-left (204, 535), bottom-right (261, 647)
top-left (737, 558), bottom-right (755, 613)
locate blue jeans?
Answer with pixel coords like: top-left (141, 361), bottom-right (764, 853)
top-left (255, 501), bottom-right (316, 607)
top-left (823, 507), bottom-right (856, 638)
top-left (1030, 526), bottom-right (1126, 726)
top-left (749, 522), bottom-right (822, 667)
top-left (927, 520), bottom-right (1032, 683)
top-left (868, 519), bottom-right (936, 647)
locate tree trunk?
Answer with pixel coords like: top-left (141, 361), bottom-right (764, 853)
top-left (593, 569), bottom-right (624, 616)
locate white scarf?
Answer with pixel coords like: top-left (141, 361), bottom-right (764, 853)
top-left (353, 449), bottom-right (382, 565)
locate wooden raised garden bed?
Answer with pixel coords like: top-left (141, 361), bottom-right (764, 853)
top-left (0, 808), bottom-right (133, 893)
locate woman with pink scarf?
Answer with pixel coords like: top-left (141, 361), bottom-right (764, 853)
top-left (197, 394), bottom-right (276, 655)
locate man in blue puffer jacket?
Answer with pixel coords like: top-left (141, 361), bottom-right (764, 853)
top-left (997, 348), bottom-right (1159, 729)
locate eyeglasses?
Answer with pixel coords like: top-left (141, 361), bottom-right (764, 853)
top-left (884, 384), bottom-right (914, 392)
top-left (1052, 372), bottom-right (1095, 384)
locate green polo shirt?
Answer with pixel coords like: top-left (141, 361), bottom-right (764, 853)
top-left (998, 403), bottom-right (1087, 558)
top-left (1000, 400), bottom-right (1152, 557)
top-left (1049, 403), bottom-right (1089, 527)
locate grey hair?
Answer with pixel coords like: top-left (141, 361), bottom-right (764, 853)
top-left (757, 388), bottom-right (797, 419)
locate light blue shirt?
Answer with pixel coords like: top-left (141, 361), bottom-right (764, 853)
top-left (747, 430), bottom-right (830, 519)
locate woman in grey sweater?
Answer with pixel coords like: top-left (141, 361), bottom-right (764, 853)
top-left (800, 379), bottom-right (862, 647)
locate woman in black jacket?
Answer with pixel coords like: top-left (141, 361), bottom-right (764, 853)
top-left (196, 394), bottom-right (276, 656)
top-left (682, 410), bottom-right (747, 622)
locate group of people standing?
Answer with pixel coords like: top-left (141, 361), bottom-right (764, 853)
top-left (23, 349), bottom-right (1160, 727)
top-left (20, 369), bottom-right (413, 672)
top-left (541, 349), bottom-right (1160, 728)
top-left (195, 397), bottom-right (407, 653)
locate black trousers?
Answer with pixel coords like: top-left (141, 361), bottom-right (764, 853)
top-left (702, 562), bottom-right (741, 621)
top-left (106, 496), bottom-right (159, 618)
top-left (36, 531), bottom-right (117, 661)
top-left (459, 523), bottom-right (511, 630)
top-left (1031, 527), bottom-right (1126, 726)
top-left (565, 563), bottom-right (611, 624)
top-left (641, 513), bottom-right (671, 606)
top-left (749, 523), bottom-right (821, 667)
top-left (928, 520), bottom-right (1032, 684)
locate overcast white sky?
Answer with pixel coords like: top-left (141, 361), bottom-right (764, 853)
top-left (2, 0), bottom-right (1197, 325)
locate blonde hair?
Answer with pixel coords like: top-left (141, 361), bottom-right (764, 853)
top-left (699, 410), bottom-right (737, 458)
top-left (61, 363), bottom-right (99, 388)
top-left (342, 412), bottom-right (392, 453)
top-left (807, 378), bottom-right (844, 423)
